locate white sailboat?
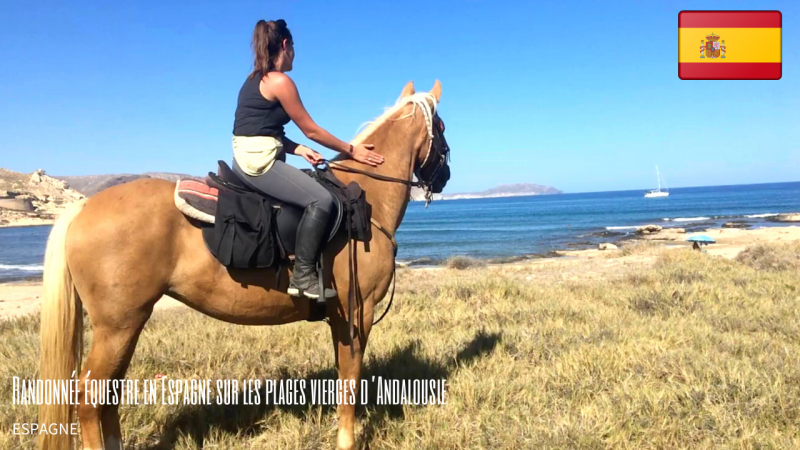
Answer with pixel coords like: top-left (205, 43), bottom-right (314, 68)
top-left (644, 165), bottom-right (669, 198)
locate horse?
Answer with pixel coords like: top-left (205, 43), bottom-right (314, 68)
top-left (37, 80), bottom-right (450, 450)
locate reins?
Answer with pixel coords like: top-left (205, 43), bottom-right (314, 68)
top-left (321, 160), bottom-right (401, 333)
top-left (317, 98), bottom-right (447, 353)
top-left (325, 160), bottom-right (425, 188)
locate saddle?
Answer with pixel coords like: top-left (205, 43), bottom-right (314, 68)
top-left (175, 160), bottom-right (370, 267)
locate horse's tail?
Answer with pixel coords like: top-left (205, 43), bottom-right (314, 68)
top-left (38, 199), bottom-right (87, 450)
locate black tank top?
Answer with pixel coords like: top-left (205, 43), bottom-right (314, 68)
top-left (232, 72), bottom-right (291, 137)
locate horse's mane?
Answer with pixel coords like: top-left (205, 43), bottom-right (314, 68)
top-left (350, 92), bottom-right (438, 146)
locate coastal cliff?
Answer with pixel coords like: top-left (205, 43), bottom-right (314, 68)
top-left (0, 168), bottom-right (187, 227)
top-left (0, 168), bottom-right (85, 227)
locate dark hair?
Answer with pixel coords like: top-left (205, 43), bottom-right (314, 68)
top-left (250, 19), bottom-right (292, 78)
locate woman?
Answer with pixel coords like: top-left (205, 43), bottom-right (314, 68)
top-left (232, 19), bottom-right (384, 299)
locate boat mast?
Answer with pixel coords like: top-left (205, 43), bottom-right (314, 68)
top-left (655, 165), bottom-right (661, 191)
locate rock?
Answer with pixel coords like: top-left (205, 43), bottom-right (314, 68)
top-left (636, 224), bottom-right (662, 234)
top-left (722, 221), bottom-right (751, 229)
top-left (0, 197), bottom-right (35, 211)
top-left (30, 169), bottom-right (45, 184)
top-left (598, 243), bottom-right (618, 250)
top-left (773, 213), bottom-right (800, 223)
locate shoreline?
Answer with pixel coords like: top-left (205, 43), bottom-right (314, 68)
top-left (2, 223), bottom-right (799, 318)
top-left (0, 221), bottom-right (53, 229)
top-left (0, 218), bottom-right (55, 228)
top-left (3, 219), bottom-right (799, 277)
top-left (397, 214), bottom-right (800, 268)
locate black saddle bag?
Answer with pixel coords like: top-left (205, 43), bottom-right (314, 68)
top-left (310, 168), bottom-right (371, 242)
top-left (207, 188), bottom-right (276, 269)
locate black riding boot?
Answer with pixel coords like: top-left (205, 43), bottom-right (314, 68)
top-left (287, 204), bottom-right (338, 299)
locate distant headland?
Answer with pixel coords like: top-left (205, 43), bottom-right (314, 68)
top-left (411, 183), bottom-right (562, 201)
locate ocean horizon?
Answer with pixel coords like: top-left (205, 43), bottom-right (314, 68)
top-left (1, 181), bottom-right (799, 281)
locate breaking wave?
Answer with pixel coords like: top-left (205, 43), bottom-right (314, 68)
top-left (663, 217), bottom-right (711, 222)
top-left (0, 264), bottom-right (44, 272)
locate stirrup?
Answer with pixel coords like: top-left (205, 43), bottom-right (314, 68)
top-left (287, 259), bottom-right (337, 300)
top-left (297, 286), bottom-right (338, 300)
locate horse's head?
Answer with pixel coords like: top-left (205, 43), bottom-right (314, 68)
top-left (398, 81), bottom-right (451, 197)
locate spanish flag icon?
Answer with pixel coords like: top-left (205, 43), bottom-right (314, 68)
top-left (679, 11), bottom-right (781, 80)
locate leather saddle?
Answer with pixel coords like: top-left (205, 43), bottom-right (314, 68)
top-left (205, 160), bottom-right (344, 256)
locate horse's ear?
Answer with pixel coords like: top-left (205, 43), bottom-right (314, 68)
top-left (430, 80), bottom-right (442, 102)
top-left (400, 81), bottom-right (415, 98)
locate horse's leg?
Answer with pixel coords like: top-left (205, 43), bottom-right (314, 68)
top-left (99, 321), bottom-right (148, 450)
top-left (77, 309), bottom-right (151, 450)
top-left (330, 297), bottom-right (374, 450)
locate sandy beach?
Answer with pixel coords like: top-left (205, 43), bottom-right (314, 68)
top-left (0, 216), bottom-right (55, 228)
top-left (2, 224), bottom-right (798, 319)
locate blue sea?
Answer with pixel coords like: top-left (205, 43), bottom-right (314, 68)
top-left (1, 182), bottom-right (799, 281)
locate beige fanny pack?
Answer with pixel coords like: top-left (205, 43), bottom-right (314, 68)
top-left (232, 135), bottom-right (283, 176)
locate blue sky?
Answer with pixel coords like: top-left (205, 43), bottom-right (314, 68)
top-left (0, 0), bottom-right (797, 194)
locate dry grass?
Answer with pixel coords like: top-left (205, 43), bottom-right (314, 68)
top-left (736, 240), bottom-right (800, 272)
top-left (2, 243), bottom-right (800, 449)
top-left (614, 240), bottom-right (660, 257)
top-left (445, 255), bottom-right (487, 270)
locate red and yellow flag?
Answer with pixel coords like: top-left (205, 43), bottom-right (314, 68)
top-left (679, 11), bottom-right (782, 80)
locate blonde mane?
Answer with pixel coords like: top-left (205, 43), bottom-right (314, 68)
top-left (351, 92), bottom-right (438, 146)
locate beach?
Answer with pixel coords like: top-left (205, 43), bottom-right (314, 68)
top-left (4, 221), bottom-right (800, 449)
top-left (2, 223), bottom-right (798, 319)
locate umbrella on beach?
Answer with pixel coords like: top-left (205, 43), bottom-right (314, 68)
top-left (687, 234), bottom-right (715, 251)
top-left (687, 235), bottom-right (716, 244)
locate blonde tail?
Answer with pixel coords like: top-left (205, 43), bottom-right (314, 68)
top-left (38, 199), bottom-right (86, 450)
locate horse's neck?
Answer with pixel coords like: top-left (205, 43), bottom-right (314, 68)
top-left (336, 120), bottom-right (419, 235)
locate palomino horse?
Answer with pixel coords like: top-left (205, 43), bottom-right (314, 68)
top-left (38, 81), bottom-right (450, 450)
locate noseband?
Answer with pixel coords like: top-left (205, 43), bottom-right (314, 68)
top-left (415, 114), bottom-right (450, 205)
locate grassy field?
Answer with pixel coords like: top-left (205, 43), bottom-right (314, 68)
top-left (2, 242), bottom-right (799, 449)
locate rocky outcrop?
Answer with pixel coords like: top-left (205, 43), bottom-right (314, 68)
top-left (723, 221), bottom-right (752, 229)
top-left (0, 197), bottom-right (34, 211)
top-left (636, 224), bottom-right (663, 235)
top-left (0, 168), bottom-right (85, 226)
top-left (773, 213), bottom-right (800, 223)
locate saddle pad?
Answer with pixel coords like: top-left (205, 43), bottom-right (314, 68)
top-left (174, 179), bottom-right (217, 224)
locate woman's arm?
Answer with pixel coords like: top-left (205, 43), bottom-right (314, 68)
top-left (267, 73), bottom-right (384, 167)
top-left (282, 136), bottom-right (323, 166)
top-left (281, 136), bottom-right (299, 154)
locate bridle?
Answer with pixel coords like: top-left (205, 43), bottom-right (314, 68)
top-left (415, 114), bottom-right (451, 205)
top-left (320, 106), bottom-right (450, 331)
top-left (325, 111), bottom-right (450, 208)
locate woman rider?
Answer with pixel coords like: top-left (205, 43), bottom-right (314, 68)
top-left (232, 19), bottom-right (384, 299)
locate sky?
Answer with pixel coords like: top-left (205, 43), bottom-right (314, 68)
top-left (0, 0), bottom-right (797, 194)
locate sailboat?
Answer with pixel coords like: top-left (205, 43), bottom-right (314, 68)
top-left (644, 165), bottom-right (669, 198)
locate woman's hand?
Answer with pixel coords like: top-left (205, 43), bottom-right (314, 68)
top-left (294, 145), bottom-right (324, 166)
top-left (350, 144), bottom-right (385, 167)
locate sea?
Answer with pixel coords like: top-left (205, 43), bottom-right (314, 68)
top-left (1, 182), bottom-right (799, 281)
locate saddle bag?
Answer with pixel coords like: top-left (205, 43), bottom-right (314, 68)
top-left (309, 168), bottom-right (371, 242)
top-left (207, 188), bottom-right (276, 269)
